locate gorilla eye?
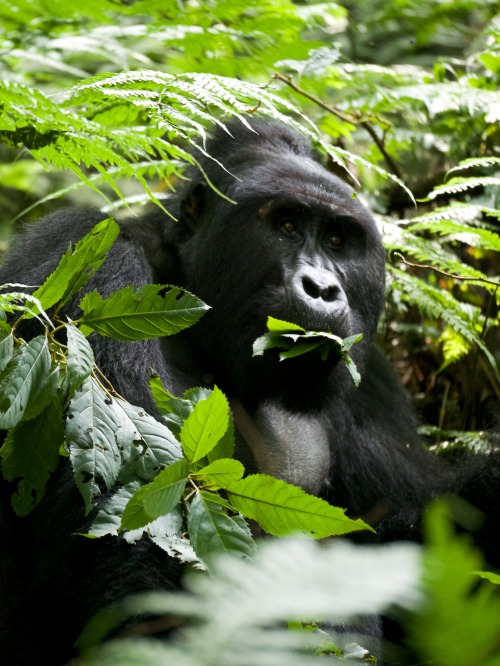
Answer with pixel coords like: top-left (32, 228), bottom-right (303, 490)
top-left (327, 233), bottom-right (343, 248)
top-left (279, 220), bottom-right (297, 236)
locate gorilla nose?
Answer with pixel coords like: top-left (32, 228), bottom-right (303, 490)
top-left (297, 267), bottom-right (347, 310)
top-left (302, 274), bottom-right (340, 303)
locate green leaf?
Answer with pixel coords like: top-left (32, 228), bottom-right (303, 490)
top-left (180, 386), bottom-right (230, 463)
top-left (0, 400), bottom-right (64, 516)
top-left (227, 474), bottom-right (370, 539)
top-left (0, 335), bottom-right (51, 429)
top-left (89, 481), bottom-right (141, 537)
top-left (22, 366), bottom-right (60, 422)
top-left (410, 503), bottom-right (500, 666)
top-left (32, 217), bottom-right (119, 312)
top-left (187, 490), bottom-right (256, 560)
top-left (149, 375), bottom-right (193, 438)
top-left (0, 327), bottom-right (14, 373)
top-left (66, 323), bottom-right (95, 391)
top-left (120, 458), bottom-right (189, 531)
top-left (79, 284), bottom-right (209, 340)
top-left (113, 398), bottom-right (183, 482)
top-left (253, 317), bottom-right (363, 386)
top-left (191, 458), bottom-right (245, 490)
top-left (475, 571), bottom-right (500, 586)
top-left (66, 376), bottom-right (130, 512)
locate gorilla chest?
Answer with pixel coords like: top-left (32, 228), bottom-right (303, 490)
top-left (231, 399), bottom-right (331, 496)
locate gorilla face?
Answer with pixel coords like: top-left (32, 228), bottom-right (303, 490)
top-left (171, 123), bottom-right (386, 406)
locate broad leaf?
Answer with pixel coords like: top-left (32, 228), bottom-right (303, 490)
top-left (149, 375), bottom-right (193, 438)
top-left (113, 398), bottom-right (183, 482)
top-left (79, 284), bottom-right (209, 340)
top-left (187, 490), bottom-right (256, 560)
top-left (0, 335), bottom-right (51, 429)
top-left (0, 400), bottom-right (64, 516)
top-left (191, 458), bottom-right (244, 490)
top-left (66, 323), bottom-right (94, 391)
top-left (89, 481), bottom-right (141, 537)
top-left (32, 217), bottom-right (119, 311)
top-left (120, 458), bottom-right (189, 531)
top-left (253, 317), bottom-right (363, 386)
top-left (0, 327), bottom-right (13, 373)
top-left (180, 386), bottom-right (230, 463)
top-left (227, 474), bottom-right (370, 539)
top-left (66, 376), bottom-right (134, 512)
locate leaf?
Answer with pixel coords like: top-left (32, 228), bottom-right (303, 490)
top-left (66, 376), bottom-right (131, 512)
top-left (120, 459), bottom-right (189, 531)
top-left (32, 217), bottom-right (119, 312)
top-left (475, 571), bottom-right (500, 586)
top-left (149, 375), bottom-right (193, 438)
top-left (66, 323), bottom-right (95, 391)
top-left (0, 400), bottom-right (64, 516)
top-left (187, 490), bottom-right (256, 561)
top-left (79, 284), bottom-right (209, 340)
top-left (0, 335), bottom-right (51, 429)
top-left (89, 481), bottom-right (141, 537)
top-left (410, 503), bottom-right (500, 666)
top-left (253, 317), bottom-right (363, 386)
top-left (180, 386), bottom-right (230, 463)
top-left (191, 458), bottom-right (245, 490)
top-left (227, 474), bottom-right (370, 539)
top-left (113, 398), bottom-right (183, 482)
top-left (0, 327), bottom-right (13, 373)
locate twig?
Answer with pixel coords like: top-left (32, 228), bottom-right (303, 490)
top-left (393, 252), bottom-right (500, 288)
top-left (273, 72), bottom-right (403, 180)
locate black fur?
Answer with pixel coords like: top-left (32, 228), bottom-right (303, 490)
top-left (0, 120), bottom-right (498, 664)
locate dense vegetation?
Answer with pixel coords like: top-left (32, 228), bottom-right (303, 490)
top-left (0, 0), bottom-right (499, 664)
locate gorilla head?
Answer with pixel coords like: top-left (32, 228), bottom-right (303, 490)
top-left (152, 120), bottom-right (386, 409)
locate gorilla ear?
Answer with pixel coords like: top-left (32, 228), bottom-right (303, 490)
top-left (180, 182), bottom-right (207, 231)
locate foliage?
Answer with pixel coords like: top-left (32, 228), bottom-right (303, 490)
top-left (253, 316), bottom-right (363, 386)
top-left (78, 538), bottom-right (422, 665)
top-left (76, 507), bottom-right (500, 666)
top-left (0, 0), bottom-right (499, 663)
top-left (0, 221), bottom-right (369, 561)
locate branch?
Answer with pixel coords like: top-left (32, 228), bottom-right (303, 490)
top-left (393, 252), bottom-right (500, 288)
top-left (273, 72), bottom-right (402, 180)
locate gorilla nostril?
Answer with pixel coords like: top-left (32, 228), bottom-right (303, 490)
top-left (302, 275), bottom-right (340, 302)
top-left (302, 275), bottom-right (321, 299)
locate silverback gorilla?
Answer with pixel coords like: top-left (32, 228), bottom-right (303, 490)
top-left (0, 120), bottom-right (499, 665)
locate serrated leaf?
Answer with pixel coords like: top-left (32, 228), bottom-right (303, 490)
top-left (192, 458), bottom-right (245, 490)
top-left (79, 284), bottom-right (209, 340)
top-left (149, 375), bottom-right (193, 438)
top-left (475, 571), bottom-right (500, 586)
top-left (120, 458), bottom-right (189, 531)
top-left (150, 507), bottom-right (204, 569)
top-left (23, 366), bottom-right (60, 421)
top-left (180, 386), bottom-right (230, 463)
top-left (253, 317), bottom-right (363, 385)
top-left (89, 482), bottom-right (142, 538)
top-left (66, 323), bottom-right (95, 391)
top-left (227, 474), bottom-right (370, 539)
top-left (66, 376), bottom-right (133, 512)
top-left (187, 490), bottom-right (256, 560)
top-left (0, 327), bottom-right (13, 373)
top-left (266, 317), bottom-right (306, 333)
top-left (113, 398), bottom-right (183, 482)
top-left (0, 400), bottom-right (64, 516)
top-left (0, 335), bottom-right (51, 429)
top-left (32, 217), bottom-right (119, 312)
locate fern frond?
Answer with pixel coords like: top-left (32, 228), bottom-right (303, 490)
top-left (447, 156), bottom-right (500, 176)
top-left (426, 176), bottom-right (500, 200)
top-left (388, 267), bottom-right (498, 379)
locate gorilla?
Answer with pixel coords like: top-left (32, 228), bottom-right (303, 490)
top-left (0, 119), bottom-right (499, 665)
